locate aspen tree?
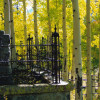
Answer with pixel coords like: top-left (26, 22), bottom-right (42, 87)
top-left (9, 0), bottom-right (17, 68)
top-left (56, 0), bottom-right (59, 33)
top-left (4, 0), bottom-right (10, 34)
top-left (33, 0), bottom-right (39, 47)
top-left (47, 0), bottom-right (52, 58)
top-left (71, 0), bottom-right (82, 100)
top-left (86, 0), bottom-right (92, 99)
top-left (71, 47), bottom-right (75, 84)
top-left (23, 0), bottom-right (27, 50)
top-left (62, 0), bottom-right (68, 81)
top-left (92, 71), bottom-right (95, 99)
top-left (4, 0), bottom-right (11, 73)
top-left (98, 3), bottom-right (100, 100)
top-left (47, 0), bottom-right (51, 44)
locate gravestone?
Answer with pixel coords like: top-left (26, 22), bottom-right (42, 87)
top-left (0, 31), bottom-right (12, 85)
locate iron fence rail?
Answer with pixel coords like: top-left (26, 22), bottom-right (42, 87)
top-left (0, 29), bottom-right (61, 85)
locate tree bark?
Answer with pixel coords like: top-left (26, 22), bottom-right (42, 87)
top-left (34, 0), bottom-right (39, 47)
top-left (47, 0), bottom-right (52, 44)
top-left (98, 3), bottom-right (100, 100)
top-left (71, 45), bottom-right (75, 84)
top-left (62, 0), bottom-right (68, 81)
top-left (92, 71), bottom-right (95, 99)
top-left (4, 0), bottom-right (11, 73)
top-left (9, 0), bottom-right (17, 69)
top-left (71, 0), bottom-right (83, 100)
top-left (4, 0), bottom-right (10, 34)
top-left (56, 0), bottom-right (59, 33)
top-left (23, 0), bottom-right (27, 51)
top-left (47, 0), bottom-right (52, 59)
top-left (86, 0), bottom-right (92, 100)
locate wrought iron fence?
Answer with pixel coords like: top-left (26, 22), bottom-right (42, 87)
top-left (0, 28), bottom-right (61, 85)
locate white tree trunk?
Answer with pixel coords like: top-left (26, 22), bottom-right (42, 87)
top-left (71, 0), bottom-right (82, 100)
top-left (4, 0), bottom-right (11, 73)
top-left (92, 71), bottom-right (95, 99)
top-left (71, 47), bottom-right (75, 84)
top-left (86, 0), bottom-right (92, 100)
top-left (98, 3), bottom-right (100, 100)
top-left (23, 0), bottom-right (27, 49)
top-left (4, 0), bottom-right (10, 34)
top-left (47, 0), bottom-right (52, 44)
top-left (47, 0), bottom-right (52, 59)
top-left (56, 0), bottom-right (59, 33)
top-left (34, 0), bottom-right (39, 47)
top-left (62, 0), bottom-right (68, 81)
top-left (23, 0), bottom-right (27, 63)
top-left (47, 0), bottom-right (52, 56)
top-left (9, 0), bottom-right (17, 68)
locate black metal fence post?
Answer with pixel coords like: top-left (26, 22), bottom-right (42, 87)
top-left (52, 26), bottom-right (60, 84)
top-left (27, 35), bottom-right (33, 69)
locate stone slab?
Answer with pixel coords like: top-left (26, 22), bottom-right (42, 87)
top-left (0, 82), bottom-right (73, 100)
top-left (0, 82), bottom-right (73, 95)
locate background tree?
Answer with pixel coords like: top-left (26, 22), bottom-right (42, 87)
top-left (10, 0), bottom-right (17, 69)
top-left (34, 0), bottom-right (39, 47)
top-left (47, 0), bottom-right (51, 44)
top-left (23, 0), bottom-right (27, 51)
top-left (71, 0), bottom-right (82, 99)
top-left (4, 0), bottom-right (10, 34)
top-left (86, 0), bottom-right (92, 99)
top-left (62, 0), bottom-right (68, 81)
top-left (98, 2), bottom-right (100, 99)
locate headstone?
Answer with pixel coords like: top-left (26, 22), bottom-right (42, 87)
top-left (0, 31), bottom-right (13, 85)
